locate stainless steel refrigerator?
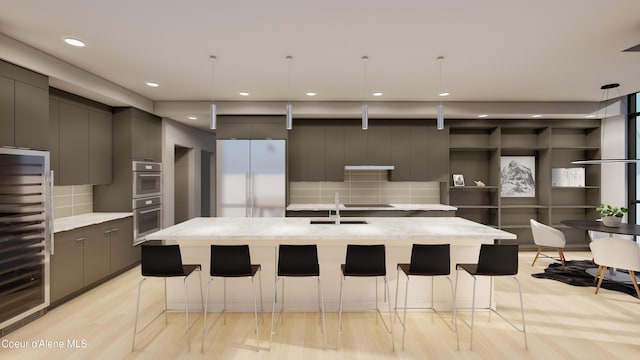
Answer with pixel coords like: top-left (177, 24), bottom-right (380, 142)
top-left (216, 140), bottom-right (285, 217)
top-left (0, 148), bottom-right (52, 332)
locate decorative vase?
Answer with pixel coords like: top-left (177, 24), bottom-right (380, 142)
top-left (602, 216), bottom-right (622, 227)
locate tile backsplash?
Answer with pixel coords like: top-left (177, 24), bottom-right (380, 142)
top-left (53, 185), bottom-right (94, 219)
top-left (290, 171), bottom-right (441, 204)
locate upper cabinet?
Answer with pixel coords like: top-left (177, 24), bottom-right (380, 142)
top-left (289, 120), bottom-right (447, 182)
top-left (0, 60), bottom-right (49, 150)
top-left (131, 111), bottom-right (161, 161)
top-left (216, 116), bottom-right (287, 140)
top-left (49, 89), bottom-right (112, 185)
top-left (113, 107), bottom-right (162, 162)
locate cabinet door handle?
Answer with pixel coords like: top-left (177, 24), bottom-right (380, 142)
top-left (104, 230), bottom-right (112, 234)
top-left (111, 228), bottom-right (119, 232)
top-left (75, 237), bottom-right (85, 242)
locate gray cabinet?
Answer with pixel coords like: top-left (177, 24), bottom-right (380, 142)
top-left (289, 126), bottom-right (325, 181)
top-left (59, 101), bottom-right (89, 184)
top-left (50, 229), bottom-right (85, 304)
top-left (367, 126), bottom-right (392, 165)
top-left (132, 112), bottom-right (161, 162)
top-left (15, 82), bottom-right (49, 150)
top-left (344, 127), bottom-right (367, 165)
top-left (0, 60), bottom-right (49, 150)
top-left (50, 217), bottom-right (136, 305)
top-left (109, 217), bottom-right (135, 272)
top-left (325, 126), bottom-right (345, 181)
top-left (216, 116), bottom-right (287, 140)
top-left (89, 110), bottom-right (112, 184)
top-left (0, 76), bottom-right (14, 147)
top-left (83, 224), bottom-right (111, 286)
top-left (50, 91), bottom-right (113, 185)
top-left (390, 127), bottom-right (412, 180)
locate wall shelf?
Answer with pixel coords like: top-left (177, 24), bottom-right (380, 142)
top-left (448, 119), bottom-right (601, 250)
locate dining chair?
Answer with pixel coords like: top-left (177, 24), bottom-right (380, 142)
top-left (590, 237), bottom-right (640, 298)
top-left (530, 219), bottom-right (566, 270)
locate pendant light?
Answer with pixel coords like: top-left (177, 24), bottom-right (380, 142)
top-left (361, 55), bottom-right (369, 130)
top-left (571, 83), bottom-right (627, 164)
top-left (286, 55), bottom-right (293, 130)
top-left (209, 55), bottom-right (217, 130)
top-left (436, 56), bottom-right (446, 130)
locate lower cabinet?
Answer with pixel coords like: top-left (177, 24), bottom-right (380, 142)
top-left (50, 229), bottom-right (84, 304)
top-left (50, 217), bottom-right (136, 304)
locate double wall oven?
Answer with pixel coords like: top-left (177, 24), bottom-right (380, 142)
top-left (132, 161), bottom-right (162, 244)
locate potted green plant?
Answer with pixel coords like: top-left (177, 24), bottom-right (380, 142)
top-left (596, 203), bottom-right (628, 227)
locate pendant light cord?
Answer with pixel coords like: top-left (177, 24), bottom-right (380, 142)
top-left (287, 56), bottom-right (293, 106)
top-left (210, 55), bottom-right (216, 101)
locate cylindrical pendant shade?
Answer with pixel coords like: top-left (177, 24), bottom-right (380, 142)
top-left (362, 104), bottom-right (368, 130)
top-left (210, 103), bottom-right (216, 130)
top-left (286, 103), bottom-right (293, 130)
top-left (437, 103), bottom-right (444, 130)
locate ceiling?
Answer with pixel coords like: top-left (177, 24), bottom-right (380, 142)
top-left (1, 0), bottom-right (640, 130)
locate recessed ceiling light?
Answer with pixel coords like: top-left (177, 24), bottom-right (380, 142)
top-left (239, 91), bottom-right (250, 96)
top-left (439, 92), bottom-right (450, 97)
top-left (372, 92), bottom-right (383, 97)
top-left (188, 116), bottom-right (197, 120)
top-left (146, 82), bottom-right (159, 87)
top-left (64, 37), bottom-right (85, 47)
top-left (478, 114), bottom-right (489, 118)
top-left (305, 91), bottom-right (317, 97)
top-left (531, 114), bottom-right (542, 118)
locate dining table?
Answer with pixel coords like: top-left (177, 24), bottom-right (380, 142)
top-left (561, 219), bottom-right (639, 283)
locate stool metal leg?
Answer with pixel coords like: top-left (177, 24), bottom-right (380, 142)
top-left (337, 274), bottom-right (345, 347)
top-left (269, 276), bottom-right (279, 345)
top-left (201, 277), bottom-right (214, 352)
top-left (251, 276), bottom-right (259, 349)
top-left (132, 277), bottom-right (146, 351)
top-left (184, 276), bottom-right (191, 352)
top-left (514, 276), bottom-right (528, 350)
top-left (317, 276), bottom-right (327, 349)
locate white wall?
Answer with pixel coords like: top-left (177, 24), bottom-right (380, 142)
top-left (162, 118), bottom-right (215, 227)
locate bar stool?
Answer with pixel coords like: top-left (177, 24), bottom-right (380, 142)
top-left (394, 243), bottom-right (458, 350)
top-left (454, 243), bottom-right (527, 350)
top-left (202, 245), bottom-right (263, 352)
top-left (133, 242), bottom-right (203, 352)
top-left (270, 244), bottom-right (326, 348)
top-left (338, 244), bottom-right (394, 350)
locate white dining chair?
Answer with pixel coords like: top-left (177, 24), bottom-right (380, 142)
top-left (589, 238), bottom-right (640, 299)
top-left (530, 219), bottom-right (567, 270)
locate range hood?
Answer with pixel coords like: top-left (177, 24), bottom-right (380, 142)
top-left (344, 165), bottom-right (395, 171)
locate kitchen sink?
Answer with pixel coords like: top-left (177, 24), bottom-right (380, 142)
top-left (309, 219), bottom-right (368, 225)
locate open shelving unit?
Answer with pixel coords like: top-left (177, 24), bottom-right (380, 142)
top-left (447, 120), bottom-right (601, 250)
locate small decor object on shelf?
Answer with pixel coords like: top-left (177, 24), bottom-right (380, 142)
top-left (453, 174), bottom-right (465, 187)
top-left (596, 203), bottom-right (628, 227)
top-left (473, 180), bottom-right (486, 187)
top-left (551, 168), bottom-right (585, 187)
top-left (500, 156), bottom-right (535, 197)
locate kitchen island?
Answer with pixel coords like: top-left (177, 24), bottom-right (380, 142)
top-left (146, 217), bottom-right (516, 312)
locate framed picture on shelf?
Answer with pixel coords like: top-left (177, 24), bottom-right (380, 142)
top-left (452, 174), bottom-right (465, 187)
top-left (500, 156), bottom-right (535, 197)
top-left (551, 168), bottom-right (585, 187)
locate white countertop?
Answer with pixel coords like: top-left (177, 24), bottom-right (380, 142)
top-left (286, 203), bottom-right (457, 211)
top-left (54, 212), bottom-right (133, 233)
top-left (145, 216), bottom-right (514, 246)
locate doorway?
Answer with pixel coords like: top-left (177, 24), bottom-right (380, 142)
top-left (174, 145), bottom-right (191, 224)
top-left (201, 150), bottom-right (215, 216)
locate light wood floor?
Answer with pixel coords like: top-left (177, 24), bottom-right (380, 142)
top-left (2, 252), bottom-right (640, 359)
